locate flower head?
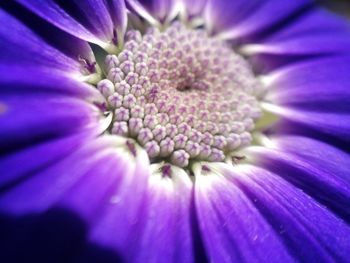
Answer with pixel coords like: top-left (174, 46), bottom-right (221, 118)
top-left (1, 0), bottom-right (350, 262)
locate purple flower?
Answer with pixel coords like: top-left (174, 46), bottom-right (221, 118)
top-left (1, 0), bottom-right (350, 262)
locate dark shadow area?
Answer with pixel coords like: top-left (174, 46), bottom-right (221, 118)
top-left (0, 208), bottom-right (122, 263)
top-left (317, 0), bottom-right (350, 18)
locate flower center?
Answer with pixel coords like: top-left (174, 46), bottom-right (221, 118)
top-left (96, 22), bottom-right (261, 167)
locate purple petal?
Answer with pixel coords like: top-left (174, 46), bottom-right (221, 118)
top-left (211, 0), bottom-right (311, 39)
top-left (204, 0), bottom-right (261, 34)
top-left (245, 9), bottom-right (350, 71)
top-left (87, 164), bottom-right (195, 262)
top-left (262, 102), bottom-right (350, 144)
top-left (0, 136), bottom-right (132, 262)
top-left (266, 56), bottom-right (350, 111)
top-left (262, 8), bottom-right (350, 40)
top-left (0, 9), bottom-right (81, 74)
top-left (126, 0), bottom-right (179, 24)
top-left (182, 0), bottom-right (207, 18)
top-left (0, 130), bottom-right (97, 190)
top-left (248, 135), bottom-right (350, 222)
top-left (0, 136), bottom-right (128, 215)
top-left (194, 164), bottom-right (293, 262)
top-left (231, 164), bottom-right (350, 262)
top-left (2, 2), bottom-right (95, 63)
top-left (17, 0), bottom-right (126, 46)
top-left (260, 55), bottom-right (350, 143)
top-left (77, 143), bottom-right (150, 258)
top-left (0, 65), bottom-right (101, 97)
top-left (107, 0), bottom-right (128, 44)
top-left (127, 168), bottom-right (194, 262)
top-left (0, 93), bottom-right (100, 151)
top-left (15, 0), bottom-right (96, 43)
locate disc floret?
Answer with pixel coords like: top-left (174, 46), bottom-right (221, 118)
top-left (97, 22), bottom-right (261, 167)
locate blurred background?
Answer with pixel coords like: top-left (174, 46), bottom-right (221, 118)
top-left (318, 0), bottom-right (350, 18)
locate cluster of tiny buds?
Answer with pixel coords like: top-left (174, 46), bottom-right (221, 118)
top-left (97, 22), bottom-right (262, 167)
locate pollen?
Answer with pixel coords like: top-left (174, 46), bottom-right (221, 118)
top-left (97, 22), bottom-right (261, 167)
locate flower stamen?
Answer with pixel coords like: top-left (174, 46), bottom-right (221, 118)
top-left (97, 22), bottom-right (262, 168)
